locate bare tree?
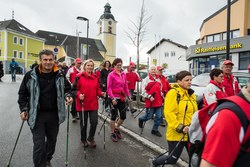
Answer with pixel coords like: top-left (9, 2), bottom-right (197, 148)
top-left (125, 0), bottom-right (151, 105)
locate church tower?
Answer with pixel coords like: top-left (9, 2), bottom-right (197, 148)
top-left (97, 3), bottom-right (117, 61)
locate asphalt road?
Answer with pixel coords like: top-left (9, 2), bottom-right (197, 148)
top-left (0, 76), bottom-right (158, 167)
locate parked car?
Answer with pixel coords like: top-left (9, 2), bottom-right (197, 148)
top-left (191, 72), bottom-right (250, 109)
top-left (133, 69), bottom-right (148, 101)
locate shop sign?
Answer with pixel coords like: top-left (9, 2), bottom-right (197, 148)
top-left (195, 43), bottom-right (242, 54)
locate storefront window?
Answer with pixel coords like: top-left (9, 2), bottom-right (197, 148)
top-left (239, 52), bottom-right (250, 70)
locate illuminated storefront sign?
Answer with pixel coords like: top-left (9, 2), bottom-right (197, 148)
top-left (195, 43), bottom-right (242, 54)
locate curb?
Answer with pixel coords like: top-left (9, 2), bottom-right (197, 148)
top-left (98, 112), bottom-right (188, 167)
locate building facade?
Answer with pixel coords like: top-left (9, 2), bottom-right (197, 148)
top-left (0, 19), bottom-right (44, 73)
top-left (147, 38), bottom-right (189, 74)
top-left (187, 0), bottom-right (250, 75)
top-left (97, 2), bottom-right (117, 63)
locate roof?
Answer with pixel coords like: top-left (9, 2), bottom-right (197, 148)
top-left (147, 38), bottom-right (188, 54)
top-left (36, 30), bottom-right (106, 61)
top-left (0, 19), bottom-right (40, 38)
top-left (199, 0), bottom-right (238, 32)
top-left (99, 3), bottom-right (116, 21)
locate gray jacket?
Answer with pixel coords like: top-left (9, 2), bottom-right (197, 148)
top-left (18, 67), bottom-right (71, 129)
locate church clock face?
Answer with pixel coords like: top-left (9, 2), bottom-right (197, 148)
top-left (108, 21), bottom-right (112, 25)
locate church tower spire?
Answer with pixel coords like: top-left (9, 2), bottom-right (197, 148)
top-left (97, 3), bottom-right (117, 61)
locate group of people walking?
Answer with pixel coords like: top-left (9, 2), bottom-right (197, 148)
top-left (16, 48), bottom-right (250, 167)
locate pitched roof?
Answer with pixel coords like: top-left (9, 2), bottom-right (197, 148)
top-left (147, 38), bottom-right (188, 54)
top-left (0, 19), bottom-right (40, 38)
top-left (36, 30), bottom-right (106, 61)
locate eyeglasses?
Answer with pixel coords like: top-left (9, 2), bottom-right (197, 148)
top-left (116, 64), bottom-right (122, 67)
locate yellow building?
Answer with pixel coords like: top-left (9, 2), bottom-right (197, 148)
top-left (187, 0), bottom-right (250, 75)
top-left (97, 3), bottom-right (117, 63)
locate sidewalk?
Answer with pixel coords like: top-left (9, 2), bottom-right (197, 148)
top-left (98, 100), bottom-right (189, 167)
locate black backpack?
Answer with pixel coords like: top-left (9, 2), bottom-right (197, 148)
top-left (189, 95), bottom-right (250, 167)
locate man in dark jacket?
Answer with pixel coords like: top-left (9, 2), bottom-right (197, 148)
top-left (18, 49), bottom-right (73, 167)
top-left (0, 61), bottom-right (3, 82)
top-left (9, 58), bottom-right (19, 82)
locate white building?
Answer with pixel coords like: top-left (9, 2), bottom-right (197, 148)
top-left (147, 38), bottom-right (190, 74)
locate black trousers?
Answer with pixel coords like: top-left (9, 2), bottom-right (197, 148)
top-left (79, 110), bottom-right (98, 142)
top-left (31, 112), bottom-right (59, 167)
top-left (152, 141), bottom-right (189, 165)
top-left (71, 96), bottom-right (78, 117)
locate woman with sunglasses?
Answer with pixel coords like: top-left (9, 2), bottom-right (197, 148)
top-left (107, 58), bottom-right (130, 142)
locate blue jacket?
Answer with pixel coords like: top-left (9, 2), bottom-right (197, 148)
top-left (18, 66), bottom-right (72, 129)
top-left (9, 61), bottom-right (19, 71)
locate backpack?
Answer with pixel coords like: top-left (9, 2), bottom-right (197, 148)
top-left (189, 95), bottom-right (250, 167)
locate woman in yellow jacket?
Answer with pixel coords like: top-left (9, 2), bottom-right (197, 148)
top-left (151, 70), bottom-right (198, 166)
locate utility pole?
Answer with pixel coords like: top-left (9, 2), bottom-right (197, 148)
top-left (226, 0), bottom-right (231, 60)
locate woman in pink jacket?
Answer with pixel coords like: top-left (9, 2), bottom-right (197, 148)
top-left (107, 58), bottom-right (130, 142)
top-left (73, 59), bottom-right (105, 147)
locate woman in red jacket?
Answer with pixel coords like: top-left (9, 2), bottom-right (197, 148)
top-left (73, 59), bottom-right (105, 147)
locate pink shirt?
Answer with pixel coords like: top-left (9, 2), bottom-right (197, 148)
top-left (107, 70), bottom-right (130, 99)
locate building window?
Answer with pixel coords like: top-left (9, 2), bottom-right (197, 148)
top-left (13, 50), bottom-right (18, 58)
top-left (171, 51), bottom-right (175, 57)
top-left (232, 30), bottom-right (240, 39)
top-left (19, 51), bottom-right (23, 59)
top-left (206, 35), bottom-right (213, 43)
top-left (239, 52), bottom-right (250, 70)
top-left (214, 34), bottom-right (220, 42)
top-left (0, 49), bottom-right (1, 56)
top-left (99, 27), bottom-right (102, 33)
top-left (108, 26), bottom-right (112, 33)
top-left (165, 52), bottom-right (169, 57)
top-left (248, 29), bottom-right (250, 35)
top-left (13, 36), bottom-right (18, 44)
top-left (19, 38), bottom-right (24, 45)
top-left (0, 33), bottom-right (1, 43)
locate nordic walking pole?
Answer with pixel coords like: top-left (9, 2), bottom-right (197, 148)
top-left (65, 104), bottom-right (70, 166)
top-left (161, 134), bottom-right (186, 167)
top-left (134, 107), bottom-right (146, 119)
top-left (7, 120), bottom-right (25, 167)
top-left (81, 100), bottom-right (87, 159)
top-left (98, 113), bottom-right (110, 135)
top-left (103, 121), bottom-right (106, 150)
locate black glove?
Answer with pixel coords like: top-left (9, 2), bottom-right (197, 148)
top-left (176, 124), bottom-right (184, 133)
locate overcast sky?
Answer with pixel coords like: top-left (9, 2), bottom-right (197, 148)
top-left (1, 0), bottom-right (228, 65)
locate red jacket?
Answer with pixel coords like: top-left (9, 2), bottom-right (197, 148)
top-left (142, 74), bottom-right (162, 108)
top-left (203, 80), bottom-right (228, 107)
top-left (159, 75), bottom-right (171, 97)
top-left (75, 72), bottom-right (103, 111)
top-left (125, 68), bottom-right (141, 90)
top-left (221, 73), bottom-right (240, 96)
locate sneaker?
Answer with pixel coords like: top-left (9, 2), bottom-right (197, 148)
top-left (75, 115), bottom-right (80, 120)
top-left (138, 119), bottom-right (144, 128)
top-left (130, 109), bottom-right (137, 114)
top-left (114, 128), bottom-right (122, 139)
top-left (81, 141), bottom-right (89, 148)
top-left (46, 161), bottom-right (52, 167)
top-left (111, 133), bottom-right (118, 142)
top-left (72, 117), bottom-right (77, 123)
top-left (151, 130), bottom-right (162, 137)
top-left (160, 121), bottom-right (166, 127)
top-left (87, 140), bottom-right (96, 148)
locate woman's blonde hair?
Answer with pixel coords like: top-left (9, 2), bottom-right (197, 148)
top-left (83, 59), bottom-right (95, 71)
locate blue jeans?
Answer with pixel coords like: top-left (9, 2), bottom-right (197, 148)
top-left (139, 107), bottom-right (162, 131)
top-left (11, 69), bottom-right (16, 82)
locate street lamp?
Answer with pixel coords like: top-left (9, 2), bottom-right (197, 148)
top-left (76, 31), bottom-right (82, 58)
top-left (77, 16), bottom-right (89, 60)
